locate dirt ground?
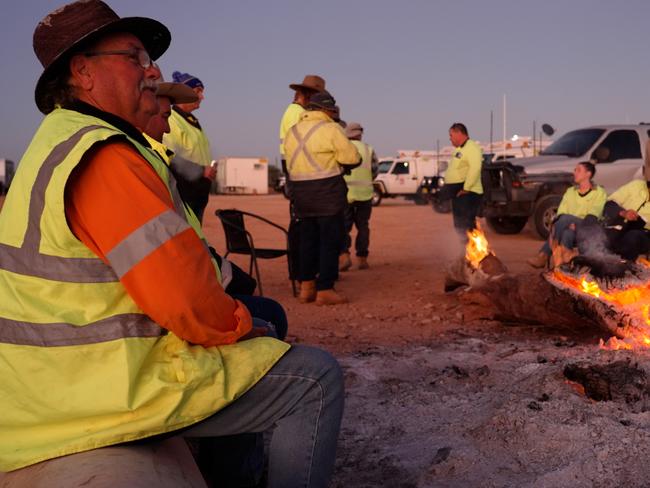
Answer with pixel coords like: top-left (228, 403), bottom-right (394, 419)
top-left (204, 194), bottom-right (650, 488)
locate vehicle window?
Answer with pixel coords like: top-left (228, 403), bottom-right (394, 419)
top-left (377, 161), bottom-right (393, 174)
top-left (593, 130), bottom-right (641, 163)
top-left (391, 161), bottom-right (410, 175)
top-left (541, 128), bottom-right (605, 157)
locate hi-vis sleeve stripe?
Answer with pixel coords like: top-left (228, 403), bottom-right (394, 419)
top-left (106, 209), bottom-right (191, 278)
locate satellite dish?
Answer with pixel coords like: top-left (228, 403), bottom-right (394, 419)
top-left (541, 123), bottom-right (555, 136)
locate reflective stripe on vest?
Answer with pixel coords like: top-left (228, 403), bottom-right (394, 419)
top-left (106, 209), bottom-right (191, 278)
top-left (287, 122), bottom-right (343, 181)
top-left (0, 313), bottom-right (163, 347)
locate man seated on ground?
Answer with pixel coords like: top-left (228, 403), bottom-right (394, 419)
top-left (597, 176), bottom-right (650, 261)
top-left (0, 3), bottom-right (343, 487)
top-left (528, 162), bottom-right (606, 268)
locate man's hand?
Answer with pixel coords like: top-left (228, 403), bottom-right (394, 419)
top-left (621, 209), bottom-right (639, 221)
top-left (457, 189), bottom-right (468, 197)
top-left (237, 326), bottom-right (268, 342)
top-left (203, 165), bottom-right (217, 181)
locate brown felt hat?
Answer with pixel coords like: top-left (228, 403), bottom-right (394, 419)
top-left (33, 0), bottom-right (171, 114)
top-left (156, 82), bottom-right (198, 104)
top-left (289, 74), bottom-right (326, 93)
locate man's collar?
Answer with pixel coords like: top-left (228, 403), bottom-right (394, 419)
top-left (172, 106), bottom-right (202, 129)
top-left (459, 138), bottom-right (468, 148)
top-left (65, 100), bottom-right (151, 148)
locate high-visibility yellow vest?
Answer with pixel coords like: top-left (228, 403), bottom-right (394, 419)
top-left (0, 108), bottom-right (289, 471)
top-left (164, 108), bottom-right (212, 166)
top-left (279, 103), bottom-right (305, 156)
top-left (445, 138), bottom-right (483, 194)
top-left (344, 140), bottom-right (374, 202)
top-left (283, 111), bottom-right (359, 181)
top-left (609, 179), bottom-right (650, 229)
top-left (556, 185), bottom-right (607, 219)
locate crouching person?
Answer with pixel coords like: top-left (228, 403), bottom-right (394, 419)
top-left (0, 3), bottom-right (343, 488)
top-left (528, 162), bottom-right (606, 268)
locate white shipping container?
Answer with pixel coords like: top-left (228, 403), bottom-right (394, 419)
top-left (216, 157), bottom-right (268, 194)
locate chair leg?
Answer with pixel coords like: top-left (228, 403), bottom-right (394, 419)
top-left (251, 255), bottom-right (263, 296)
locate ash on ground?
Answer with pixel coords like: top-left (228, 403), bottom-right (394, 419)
top-left (332, 329), bottom-right (650, 488)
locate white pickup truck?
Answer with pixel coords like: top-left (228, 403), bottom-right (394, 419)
top-left (372, 154), bottom-right (444, 206)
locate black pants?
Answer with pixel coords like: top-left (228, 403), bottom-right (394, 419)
top-left (299, 213), bottom-right (344, 291)
top-left (451, 191), bottom-right (482, 236)
top-left (343, 200), bottom-right (372, 257)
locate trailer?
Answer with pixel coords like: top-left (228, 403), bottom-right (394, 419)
top-left (0, 159), bottom-right (15, 195)
top-left (215, 157), bottom-right (268, 195)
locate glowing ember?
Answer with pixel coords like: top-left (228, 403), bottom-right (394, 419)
top-left (465, 225), bottom-right (491, 269)
top-left (551, 269), bottom-right (650, 350)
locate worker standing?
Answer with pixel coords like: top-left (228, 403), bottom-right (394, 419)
top-left (163, 70), bottom-right (215, 223)
top-left (283, 91), bottom-right (360, 305)
top-left (339, 122), bottom-right (378, 271)
top-left (445, 122), bottom-right (483, 238)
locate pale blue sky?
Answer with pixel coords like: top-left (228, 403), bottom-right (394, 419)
top-left (1, 0), bottom-right (649, 164)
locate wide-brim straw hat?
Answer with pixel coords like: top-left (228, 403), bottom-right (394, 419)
top-left (33, 0), bottom-right (171, 114)
top-left (289, 74), bottom-right (326, 93)
top-left (156, 82), bottom-right (198, 104)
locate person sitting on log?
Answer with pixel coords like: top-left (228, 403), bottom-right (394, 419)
top-left (579, 176), bottom-right (650, 263)
top-left (527, 161), bottom-right (606, 268)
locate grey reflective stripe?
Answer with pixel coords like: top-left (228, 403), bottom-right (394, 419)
top-left (288, 168), bottom-right (343, 181)
top-left (220, 258), bottom-right (233, 289)
top-left (0, 313), bottom-right (164, 347)
top-left (0, 242), bottom-right (118, 282)
top-left (107, 209), bottom-right (191, 279)
top-left (287, 121), bottom-right (328, 173)
top-left (0, 124), bottom-right (119, 283)
top-left (346, 180), bottom-right (373, 187)
top-left (167, 171), bottom-right (190, 217)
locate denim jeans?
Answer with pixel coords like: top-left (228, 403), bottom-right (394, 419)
top-left (181, 345), bottom-right (344, 488)
top-left (541, 214), bottom-right (582, 255)
top-left (233, 294), bottom-right (288, 340)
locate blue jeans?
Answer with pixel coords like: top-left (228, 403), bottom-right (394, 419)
top-left (541, 214), bottom-right (582, 255)
top-left (233, 294), bottom-right (288, 340)
top-left (181, 345), bottom-right (344, 488)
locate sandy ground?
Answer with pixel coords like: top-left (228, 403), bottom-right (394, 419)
top-left (203, 194), bottom-right (650, 488)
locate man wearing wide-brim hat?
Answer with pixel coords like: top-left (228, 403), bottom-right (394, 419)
top-left (0, 2), bottom-right (344, 485)
top-left (279, 74), bottom-right (326, 165)
top-left (283, 90), bottom-right (361, 305)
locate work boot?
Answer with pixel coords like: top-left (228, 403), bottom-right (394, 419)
top-left (552, 246), bottom-right (578, 269)
top-left (316, 288), bottom-right (348, 306)
top-left (298, 280), bottom-right (316, 303)
top-left (357, 256), bottom-right (369, 270)
top-left (339, 252), bottom-right (352, 271)
top-left (526, 253), bottom-right (548, 269)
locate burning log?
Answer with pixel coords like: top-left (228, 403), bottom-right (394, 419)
top-left (444, 226), bottom-right (508, 290)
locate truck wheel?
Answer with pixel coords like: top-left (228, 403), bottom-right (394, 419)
top-left (414, 188), bottom-right (429, 205)
top-left (532, 194), bottom-right (562, 240)
top-left (432, 199), bottom-right (451, 214)
top-left (486, 216), bottom-right (527, 235)
top-left (371, 187), bottom-right (382, 206)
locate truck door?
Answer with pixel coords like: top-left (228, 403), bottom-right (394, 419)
top-left (388, 160), bottom-right (419, 194)
top-left (591, 129), bottom-right (643, 193)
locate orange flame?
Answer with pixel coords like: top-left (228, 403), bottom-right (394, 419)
top-left (465, 225), bottom-right (491, 269)
top-left (552, 269), bottom-right (650, 350)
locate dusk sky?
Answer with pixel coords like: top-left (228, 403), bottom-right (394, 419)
top-left (1, 0), bottom-right (649, 165)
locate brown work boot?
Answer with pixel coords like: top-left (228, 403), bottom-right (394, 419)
top-left (298, 280), bottom-right (316, 303)
top-left (316, 288), bottom-right (348, 306)
top-left (552, 246), bottom-right (578, 269)
top-left (357, 256), bottom-right (369, 270)
top-left (526, 253), bottom-right (548, 269)
top-left (339, 252), bottom-right (352, 271)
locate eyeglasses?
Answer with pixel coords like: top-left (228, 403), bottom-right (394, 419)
top-left (84, 48), bottom-right (152, 69)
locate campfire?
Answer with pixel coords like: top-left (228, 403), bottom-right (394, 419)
top-left (445, 224), bottom-right (507, 291)
top-left (547, 259), bottom-right (650, 350)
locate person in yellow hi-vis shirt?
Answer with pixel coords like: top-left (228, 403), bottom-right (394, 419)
top-left (163, 70), bottom-right (216, 223)
top-left (445, 122), bottom-right (483, 238)
top-left (339, 122), bottom-right (378, 271)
